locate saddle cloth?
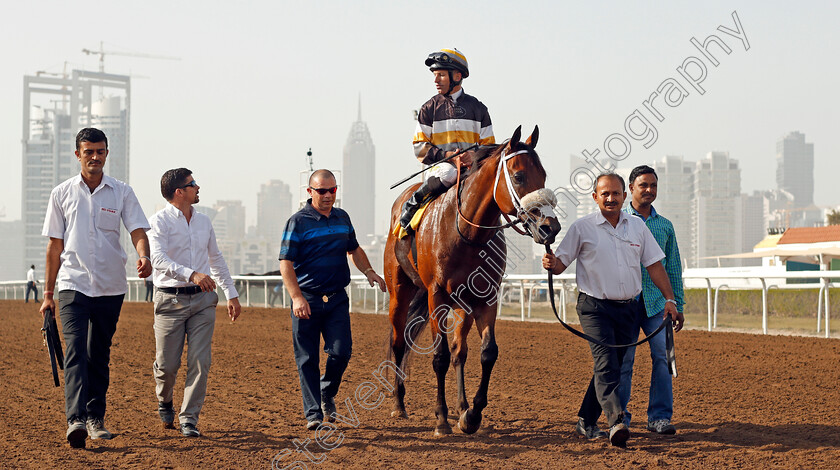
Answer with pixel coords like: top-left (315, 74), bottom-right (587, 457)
top-left (392, 200), bottom-right (433, 239)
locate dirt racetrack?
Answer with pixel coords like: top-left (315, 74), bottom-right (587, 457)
top-left (2, 299), bottom-right (839, 469)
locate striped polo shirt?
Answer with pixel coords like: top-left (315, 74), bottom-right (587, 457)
top-left (278, 200), bottom-right (360, 293)
top-left (625, 203), bottom-right (685, 316)
top-left (413, 89), bottom-right (495, 165)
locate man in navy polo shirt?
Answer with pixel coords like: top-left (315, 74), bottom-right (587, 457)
top-left (279, 169), bottom-right (386, 430)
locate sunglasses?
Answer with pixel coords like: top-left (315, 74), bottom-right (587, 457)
top-left (309, 186), bottom-right (337, 195)
top-left (179, 180), bottom-right (198, 189)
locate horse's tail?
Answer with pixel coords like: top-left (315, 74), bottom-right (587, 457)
top-left (385, 289), bottom-right (429, 380)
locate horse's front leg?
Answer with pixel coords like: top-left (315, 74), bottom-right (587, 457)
top-left (459, 309), bottom-right (498, 434)
top-left (451, 308), bottom-right (474, 415)
top-left (429, 293), bottom-right (452, 436)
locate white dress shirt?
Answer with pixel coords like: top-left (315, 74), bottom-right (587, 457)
top-left (27, 268), bottom-right (36, 283)
top-left (148, 204), bottom-right (238, 300)
top-left (42, 174), bottom-right (150, 297)
top-left (556, 210), bottom-right (664, 301)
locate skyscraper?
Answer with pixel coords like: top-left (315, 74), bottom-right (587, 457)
top-left (257, 179), bottom-right (293, 249)
top-left (694, 152), bottom-right (742, 267)
top-left (776, 131), bottom-right (814, 208)
top-left (653, 155), bottom-right (695, 268)
top-left (22, 70), bottom-right (130, 270)
top-left (341, 97), bottom-right (376, 243)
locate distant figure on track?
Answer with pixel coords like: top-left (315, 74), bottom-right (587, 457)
top-left (25, 264), bottom-right (39, 303)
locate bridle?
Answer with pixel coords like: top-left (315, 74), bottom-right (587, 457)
top-left (454, 142), bottom-right (556, 241)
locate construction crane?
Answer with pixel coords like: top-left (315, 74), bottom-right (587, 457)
top-left (82, 41), bottom-right (180, 73)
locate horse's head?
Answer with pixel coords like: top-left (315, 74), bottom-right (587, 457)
top-left (493, 125), bottom-right (562, 245)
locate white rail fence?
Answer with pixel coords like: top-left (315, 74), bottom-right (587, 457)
top-left (3, 270), bottom-right (838, 338)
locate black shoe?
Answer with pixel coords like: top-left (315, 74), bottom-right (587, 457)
top-left (158, 401), bottom-right (175, 429)
top-left (609, 423), bottom-right (630, 448)
top-left (575, 417), bottom-right (607, 439)
top-left (399, 176), bottom-right (445, 229)
top-left (66, 419), bottom-right (88, 448)
top-left (180, 422), bottom-right (201, 437)
top-left (322, 396), bottom-right (336, 423)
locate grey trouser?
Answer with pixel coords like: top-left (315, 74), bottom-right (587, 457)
top-left (59, 290), bottom-right (124, 422)
top-left (153, 290), bottom-right (218, 425)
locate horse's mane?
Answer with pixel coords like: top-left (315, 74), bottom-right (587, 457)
top-left (466, 140), bottom-right (546, 178)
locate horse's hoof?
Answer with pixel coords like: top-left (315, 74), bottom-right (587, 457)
top-left (458, 410), bottom-right (482, 434)
top-left (434, 424), bottom-right (452, 436)
top-left (391, 409), bottom-right (407, 418)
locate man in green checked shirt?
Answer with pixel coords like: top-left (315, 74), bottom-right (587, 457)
top-left (620, 165), bottom-right (685, 435)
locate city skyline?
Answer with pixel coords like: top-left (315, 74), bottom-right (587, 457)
top-left (2, 2), bottom-right (837, 249)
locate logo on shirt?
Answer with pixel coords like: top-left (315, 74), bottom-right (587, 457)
top-left (101, 207), bottom-right (117, 214)
top-left (630, 243), bottom-right (640, 247)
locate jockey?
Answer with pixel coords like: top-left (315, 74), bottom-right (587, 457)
top-left (399, 47), bottom-right (496, 230)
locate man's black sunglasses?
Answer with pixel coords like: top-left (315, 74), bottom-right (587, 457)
top-left (309, 186), bottom-right (337, 195)
top-left (180, 180), bottom-right (198, 189)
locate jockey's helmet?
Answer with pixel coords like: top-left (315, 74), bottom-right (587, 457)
top-left (425, 48), bottom-right (469, 78)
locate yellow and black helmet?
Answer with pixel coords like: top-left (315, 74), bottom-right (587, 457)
top-left (425, 48), bottom-right (469, 78)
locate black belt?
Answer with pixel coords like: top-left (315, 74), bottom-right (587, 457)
top-left (300, 288), bottom-right (344, 303)
top-left (158, 285), bottom-right (203, 295)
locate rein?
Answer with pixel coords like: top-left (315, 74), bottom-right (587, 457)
top-left (543, 243), bottom-right (676, 360)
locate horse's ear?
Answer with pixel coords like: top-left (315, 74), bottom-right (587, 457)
top-left (510, 125), bottom-right (522, 147)
top-left (525, 125), bottom-right (539, 148)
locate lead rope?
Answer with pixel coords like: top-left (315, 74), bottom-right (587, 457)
top-left (543, 243), bottom-right (673, 350)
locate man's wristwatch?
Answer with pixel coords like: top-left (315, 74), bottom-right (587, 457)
top-left (665, 299), bottom-right (677, 305)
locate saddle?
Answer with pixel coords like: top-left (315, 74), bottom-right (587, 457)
top-left (392, 199), bottom-right (433, 240)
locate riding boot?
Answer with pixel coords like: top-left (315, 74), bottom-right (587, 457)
top-left (399, 176), bottom-right (447, 230)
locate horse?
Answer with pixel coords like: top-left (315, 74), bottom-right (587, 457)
top-left (384, 125), bottom-right (562, 436)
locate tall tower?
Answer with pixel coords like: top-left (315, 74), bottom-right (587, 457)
top-left (694, 152), bottom-right (742, 267)
top-left (22, 70), bottom-right (130, 270)
top-left (776, 131), bottom-right (814, 208)
top-left (341, 96), bottom-right (376, 244)
top-left (257, 180), bottom-right (293, 250)
top-left (653, 155), bottom-right (695, 268)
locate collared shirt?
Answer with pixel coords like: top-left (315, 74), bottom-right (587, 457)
top-left (278, 200), bottom-right (359, 293)
top-left (27, 268), bottom-right (36, 283)
top-left (42, 174), bottom-right (150, 297)
top-left (555, 211), bottom-right (664, 301)
top-left (412, 88), bottom-right (495, 164)
top-left (625, 203), bottom-right (685, 315)
top-left (148, 204), bottom-right (238, 300)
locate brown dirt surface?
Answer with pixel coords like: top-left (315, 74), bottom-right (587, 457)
top-left (3, 299), bottom-right (839, 469)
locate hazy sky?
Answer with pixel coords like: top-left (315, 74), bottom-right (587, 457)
top-left (1, 1), bottom-right (837, 234)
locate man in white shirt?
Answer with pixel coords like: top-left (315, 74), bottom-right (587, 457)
top-left (40, 127), bottom-right (152, 449)
top-left (148, 168), bottom-right (241, 438)
top-left (25, 265), bottom-right (39, 303)
top-left (542, 173), bottom-right (683, 448)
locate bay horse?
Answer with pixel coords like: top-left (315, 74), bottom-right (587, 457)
top-left (384, 125), bottom-right (561, 436)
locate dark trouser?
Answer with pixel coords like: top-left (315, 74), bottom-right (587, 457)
top-left (291, 290), bottom-right (352, 421)
top-left (59, 290), bottom-right (124, 423)
top-left (576, 292), bottom-right (640, 427)
top-left (145, 283), bottom-right (154, 302)
top-left (26, 281), bottom-right (39, 302)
